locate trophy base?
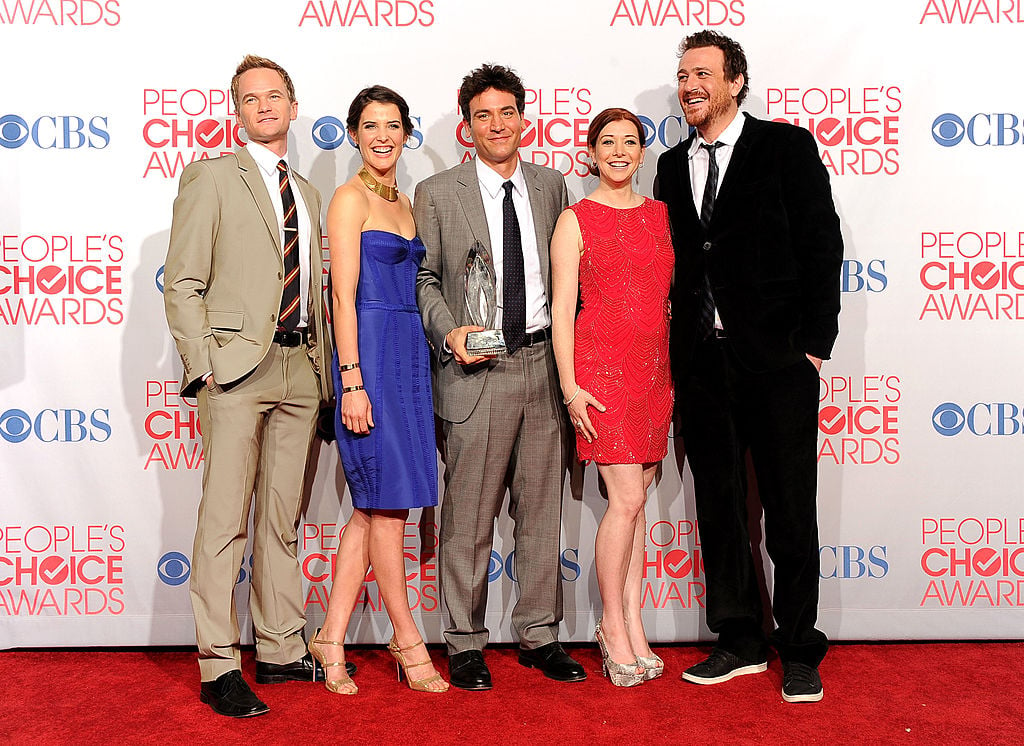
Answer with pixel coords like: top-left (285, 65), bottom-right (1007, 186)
top-left (465, 329), bottom-right (506, 356)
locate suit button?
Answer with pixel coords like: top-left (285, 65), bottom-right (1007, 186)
top-left (271, 313), bottom-right (276, 322)
top-left (703, 241), bottom-right (713, 251)
top-left (278, 271), bottom-right (283, 279)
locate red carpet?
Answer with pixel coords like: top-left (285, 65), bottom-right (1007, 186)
top-left (1, 642), bottom-right (1022, 744)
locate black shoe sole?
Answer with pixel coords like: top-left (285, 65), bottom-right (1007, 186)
top-left (681, 660), bottom-right (767, 685)
top-left (199, 692), bottom-right (269, 718)
top-left (449, 678), bottom-right (493, 691)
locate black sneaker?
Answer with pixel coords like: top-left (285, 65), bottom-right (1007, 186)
top-left (681, 648), bottom-right (768, 685)
top-left (781, 661), bottom-right (823, 703)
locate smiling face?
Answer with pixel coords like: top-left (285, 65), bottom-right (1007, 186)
top-left (468, 87), bottom-right (524, 177)
top-left (589, 118), bottom-right (644, 187)
top-left (351, 101), bottom-right (406, 178)
top-left (677, 45), bottom-right (743, 142)
top-left (234, 67), bottom-right (297, 154)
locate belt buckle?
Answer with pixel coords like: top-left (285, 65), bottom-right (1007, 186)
top-left (276, 329), bottom-right (302, 347)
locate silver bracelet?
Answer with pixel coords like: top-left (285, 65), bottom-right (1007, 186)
top-left (563, 386), bottom-right (581, 406)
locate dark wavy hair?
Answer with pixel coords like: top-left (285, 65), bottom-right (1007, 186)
top-left (678, 30), bottom-right (750, 106)
top-left (458, 63), bottom-right (526, 122)
top-left (346, 85), bottom-right (414, 136)
top-left (586, 108), bottom-right (645, 177)
top-left (231, 55), bottom-right (296, 110)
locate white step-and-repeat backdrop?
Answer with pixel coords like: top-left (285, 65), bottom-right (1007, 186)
top-left (3, 0), bottom-right (1023, 648)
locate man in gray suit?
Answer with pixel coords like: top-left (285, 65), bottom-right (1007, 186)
top-left (415, 63), bottom-right (585, 690)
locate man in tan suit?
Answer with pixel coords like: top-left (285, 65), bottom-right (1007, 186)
top-left (164, 55), bottom-right (340, 717)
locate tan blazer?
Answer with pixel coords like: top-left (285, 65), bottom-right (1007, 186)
top-left (414, 159), bottom-right (568, 423)
top-left (164, 147), bottom-right (332, 400)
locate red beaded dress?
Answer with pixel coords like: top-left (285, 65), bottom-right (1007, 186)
top-left (569, 197), bottom-right (674, 464)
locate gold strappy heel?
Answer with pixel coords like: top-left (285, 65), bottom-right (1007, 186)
top-left (308, 627), bottom-right (357, 695)
top-left (387, 637), bottom-right (449, 693)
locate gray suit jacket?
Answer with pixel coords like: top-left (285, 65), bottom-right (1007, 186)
top-left (414, 159), bottom-right (569, 423)
top-left (164, 147), bottom-right (332, 400)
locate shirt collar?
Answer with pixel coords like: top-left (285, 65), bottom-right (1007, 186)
top-left (687, 110), bottom-right (744, 159)
top-left (246, 141), bottom-right (289, 178)
top-left (475, 156), bottom-right (525, 200)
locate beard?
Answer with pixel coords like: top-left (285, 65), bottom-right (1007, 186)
top-left (682, 88), bottom-right (733, 130)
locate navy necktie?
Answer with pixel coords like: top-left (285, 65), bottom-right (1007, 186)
top-left (277, 159), bottom-right (300, 331)
top-left (502, 180), bottom-right (526, 353)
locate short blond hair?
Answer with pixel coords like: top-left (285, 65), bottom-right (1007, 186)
top-left (230, 55), bottom-right (296, 110)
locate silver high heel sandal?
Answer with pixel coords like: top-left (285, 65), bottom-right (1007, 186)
top-left (595, 620), bottom-right (644, 687)
top-left (637, 652), bottom-right (665, 680)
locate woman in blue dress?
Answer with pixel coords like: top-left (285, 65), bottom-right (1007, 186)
top-left (308, 86), bottom-right (447, 694)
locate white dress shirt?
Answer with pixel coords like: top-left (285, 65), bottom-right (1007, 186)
top-left (246, 141), bottom-right (312, 328)
top-left (687, 109), bottom-right (745, 213)
top-left (687, 111), bottom-right (745, 330)
top-left (475, 157), bottom-right (549, 333)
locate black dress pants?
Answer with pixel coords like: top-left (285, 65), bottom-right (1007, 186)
top-left (680, 337), bottom-right (828, 667)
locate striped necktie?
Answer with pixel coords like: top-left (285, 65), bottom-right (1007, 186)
top-left (277, 159), bottom-right (300, 331)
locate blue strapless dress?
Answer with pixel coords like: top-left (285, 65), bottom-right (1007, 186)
top-left (332, 230), bottom-right (437, 510)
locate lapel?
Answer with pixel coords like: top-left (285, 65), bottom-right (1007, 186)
top-left (676, 132), bottom-right (700, 226)
top-left (711, 112), bottom-right (755, 221)
top-left (522, 162), bottom-right (552, 283)
top-left (455, 160), bottom-right (495, 275)
top-left (236, 147), bottom-right (283, 257)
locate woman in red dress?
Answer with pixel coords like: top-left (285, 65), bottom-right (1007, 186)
top-left (551, 108), bottom-right (674, 687)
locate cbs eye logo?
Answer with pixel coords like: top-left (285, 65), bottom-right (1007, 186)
top-left (0, 409), bottom-right (33, 443)
top-left (157, 551), bottom-right (252, 585)
top-left (155, 265), bottom-right (165, 293)
top-left (312, 116), bottom-right (348, 150)
top-left (0, 115), bottom-right (30, 148)
top-left (157, 551), bottom-right (191, 586)
top-left (931, 113), bottom-right (965, 147)
top-left (932, 402), bottom-right (965, 436)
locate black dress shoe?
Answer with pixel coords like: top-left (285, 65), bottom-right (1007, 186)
top-left (199, 670), bottom-right (269, 718)
top-left (255, 652), bottom-right (357, 683)
top-left (518, 642), bottom-right (587, 682)
top-left (448, 649), bottom-right (492, 691)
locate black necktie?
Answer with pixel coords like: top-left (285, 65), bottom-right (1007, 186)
top-left (699, 142), bottom-right (722, 228)
top-left (502, 181), bottom-right (526, 354)
top-left (277, 159), bottom-right (300, 331)
top-left (698, 142), bottom-right (722, 339)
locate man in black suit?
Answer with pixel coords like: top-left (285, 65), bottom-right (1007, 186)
top-left (655, 31), bottom-right (842, 703)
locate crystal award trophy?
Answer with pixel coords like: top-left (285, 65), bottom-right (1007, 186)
top-left (464, 242), bottom-right (506, 356)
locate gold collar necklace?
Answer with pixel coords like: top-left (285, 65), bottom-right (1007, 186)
top-left (357, 166), bottom-right (399, 202)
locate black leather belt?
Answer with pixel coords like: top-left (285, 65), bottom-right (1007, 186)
top-left (522, 327), bottom-right (552, 346)
top-left (273, 328), bottom-right (309, 347)
top-left (714, 328), bottom-right (728, 339)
